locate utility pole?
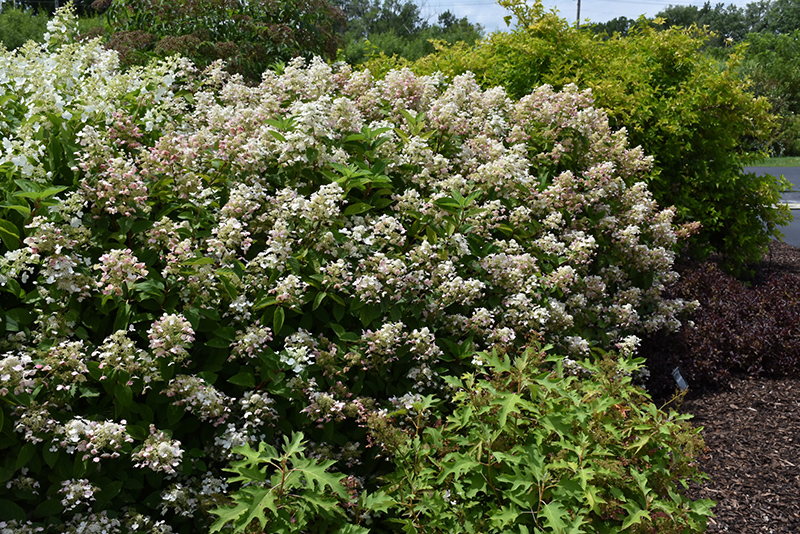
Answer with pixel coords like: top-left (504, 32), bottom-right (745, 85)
top-left (576, 0), bottom-right (581, 28)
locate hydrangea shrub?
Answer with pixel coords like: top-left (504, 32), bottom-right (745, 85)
top-left (0, 7), bottom-right (705, 532)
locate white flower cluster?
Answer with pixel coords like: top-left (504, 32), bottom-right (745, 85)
top-left (5, 467), bottom-right (40, 495)
top-left (229, 321), bottom-right (273, 361)
top-left (132, 425), bottom-right (183, 474)
top-left (0, 520), bottom-right (43, 534)
top-left (55, 417), bottom-right (134, 462)
top-left (93, 330), bottom-right (158, 384)
top-left (59, 478), bottom-right (97, 511)
top-left (93, 249), bottom-right (148, 297)
top-left (63, 511), bottom-right (121, 534)
top-left (148, 313), bottom-right (195, 364)
top-left (0, 352), bottom-right (37, 396)
top-left (163, 375), bottom-right (231, 426)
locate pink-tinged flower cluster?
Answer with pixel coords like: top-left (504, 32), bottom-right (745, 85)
top-left (0, 352), bottom-right (38, 396)
top-left (58, 478), bottom-right (97, 511)
top-left (229, 321), bottom-right (273, 361)
top-left (39, 340), bottom-right (89, 392)
top-left (163, 375), bottom-right (231, 426)
top-left (93, 248), bottom-right (148, 296)
top-left (13, 402), bottom-right (57, 444)
top-left (83, 156), bottom-right (150, 217)
top-left (132, 425), bottom-right (183, 474)
top-left (55, 417), bottom-right (134, 462)
top-left (93, 330), bottom-right (158, 384)
top-left (148, 313), bottom-right (195, 364)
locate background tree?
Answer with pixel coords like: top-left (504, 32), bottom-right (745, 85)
top-left (740, 30), bottom-right (800, 155)
top-left (96, 0), bottom-right (345, 82)
top-left (0, 6), bottom-right (48, 49)
top-left (654, 2), bottom-right (749, 44)
top-left (589, 15), bottom-right (637, 37)
top-left (332, 0), bottom-right (483, 64)
top-left (7, 0), bottom-right (95, 15)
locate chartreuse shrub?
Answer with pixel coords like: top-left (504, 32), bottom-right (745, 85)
top-left (0, 6), bottom-right (708, 533)
top-left (368, 349), bottom-right (713, 533)
top-left (392, 0), bottom-right (790, 275)
top-left (210, 350), bottom-right (713, 533)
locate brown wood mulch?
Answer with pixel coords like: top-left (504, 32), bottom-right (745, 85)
top-left (677, 241), bottom-right (800, 533)
top-left (682, 377), bottom-right (800, 532)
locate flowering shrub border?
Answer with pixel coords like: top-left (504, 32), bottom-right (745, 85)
top-left (0, 7), bottom-right (705, 532)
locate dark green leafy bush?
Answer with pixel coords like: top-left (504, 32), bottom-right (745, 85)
top-left (98, 0), bottom-right (345, 81)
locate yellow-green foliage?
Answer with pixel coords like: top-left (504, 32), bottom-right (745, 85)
top-left (387, 0), bottom-right (789, 274)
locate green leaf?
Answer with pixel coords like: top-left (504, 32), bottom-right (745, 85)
top-left (0, 202), bottom-right (31, 216)
top-left (5, 308), bottom-right (33, 327)
top-left (358, 304), bottom-right (382, 327)
top-left (16, 442), bottom-right (36, 470)
top-left (0, 499), bottom-right (26, 521)
top-left (209, 485), bottom-right (278, 532)
top-left (33, 499), bottom-right (63, 518)
top-left (96, 480), bottom-right (124, 505)
top-left (113, 301), bottom-right (132, 333)
top-left (228, 372), bottom-right (256, 388)
top-left (539, 501), bottom-right (569, 531)
top-left (114, 383), bottom-right (134, 410)
top-left (214, 326), bottom-right (238, 341)
top-left (267, 129), bottom-right (286, 142)
top-left (361, 490), bottom-right (396, 513)
top-left (181, 257), bottom-right (215, 266)
top-left (491, 505), bottom-right (521, 527)
top-left (273, 306), bottom-right (285, 334)
top-left (337, 524), bottom-right (372, 534)
top-left (206, 336), bottom-right (230, 348)
top-left (42, 445), bottom-right (59, 469)
top-left (219, 272), bottom-right (238, 299)
top-left (289, 457), bottom-right (348, 499)
top-left (344, 202), bottom-right (372, 216)
top-left (127, 425), bottom-right (148, 441)
top-left (0, 218), bottom-right (21, 249)
top-left (621, 507), bottom-right (650, 530)
top-left (312, 291), bottom-right (326, 311)
top-left (496, 392), bottom-right (527, 428)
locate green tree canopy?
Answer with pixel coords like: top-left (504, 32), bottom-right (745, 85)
top-left (332, 0), bottom-right (483, 64)
top-left (652, 0), bottom-right (800, 40)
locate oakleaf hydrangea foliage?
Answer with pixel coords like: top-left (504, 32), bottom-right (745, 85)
top-left (0, 5), bottom-right (704, 532)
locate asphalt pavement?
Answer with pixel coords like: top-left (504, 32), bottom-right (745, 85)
top-left (744, 166), bottom-right (800, 248)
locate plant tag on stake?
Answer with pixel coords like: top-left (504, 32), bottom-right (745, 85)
top-left (672, 367), bottom-right (688, 391)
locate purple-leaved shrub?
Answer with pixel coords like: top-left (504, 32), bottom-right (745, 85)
top-left (0, 5), bottom-right (708, 532)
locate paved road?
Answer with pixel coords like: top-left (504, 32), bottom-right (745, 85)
top-left (744, 166), bottom-right (800, 248)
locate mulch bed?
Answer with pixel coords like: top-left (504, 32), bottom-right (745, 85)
top-left (677, 241), bottom-right (800, 532)
top-left (682, 377), bottom-right (800, 532)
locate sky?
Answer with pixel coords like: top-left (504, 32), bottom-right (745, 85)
top-left (421, 0), bottom-right (755, 32)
